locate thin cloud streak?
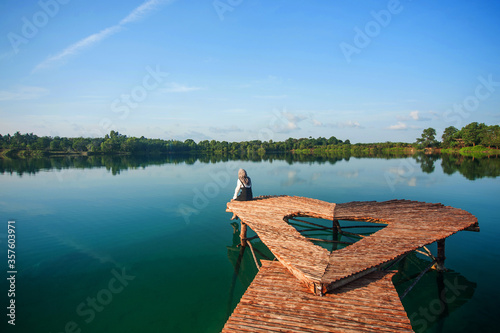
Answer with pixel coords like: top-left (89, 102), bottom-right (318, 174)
top-left (120, 0), bottom-right (168, 25)
top-left (33, 26), bottom-right (122, 72)
top-left (33, 0), bottom-right (172, 72)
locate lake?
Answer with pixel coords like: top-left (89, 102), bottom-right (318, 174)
top-left (1, 153), bottom-right (499, 333)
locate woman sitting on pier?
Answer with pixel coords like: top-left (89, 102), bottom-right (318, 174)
top-left (231, 169), bottom-right (253, 220)
top-left (233, 168), bottom-right (253, 201)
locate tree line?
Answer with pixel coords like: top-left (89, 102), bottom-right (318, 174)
top-left (0, 130), bottom-right (350, 156)
top-left (417, 122), bottom-right (500, 149)
top-left (1, 122), bottom-right (499, 157)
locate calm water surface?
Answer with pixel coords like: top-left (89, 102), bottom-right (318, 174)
top-left (1, 154), bottom-right (499, 332)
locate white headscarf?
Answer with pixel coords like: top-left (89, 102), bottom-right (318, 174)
top-left (238, 168), bottom-right (250, 186)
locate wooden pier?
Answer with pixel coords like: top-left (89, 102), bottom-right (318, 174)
top-left (224, 195), bottom-right (478, 332)
top-left (222, 261), bottom-right (413, 332)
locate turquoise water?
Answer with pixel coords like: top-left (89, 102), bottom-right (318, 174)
top-left (1, 154), bottom-right (499, 332)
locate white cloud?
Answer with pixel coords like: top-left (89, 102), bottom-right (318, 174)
top-left (267, 110), bottom-right (307, 133)
top-left (282, 111), bottom-right (306, 131)
top-left (338, 120), bottom-right (361, 128)
top-left (397, 110), bottom-right (432, 122)
top-left (312, 119), bottom-right (323, 126)
top-left (286, 122), bottom-right (298, 130)
top-left (163, 82), bottom-right (203, 93)
top-left (282, 111), bottom-right (306, 123)
top-left (0, 86), bottom-right (49, 101)
top-left (410, 110), bottom-right (432, 121)
top-left (33, 0), bottom-right (173, 71)
top-left (409, 110), bottom-right (420, 120)
top-left (388, 122), bottom-right (408, 130)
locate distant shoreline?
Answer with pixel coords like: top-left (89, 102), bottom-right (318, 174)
top-left (2, 146), bottom-right (499, 159)
top-left (2, 122), bottom-right (499, 158)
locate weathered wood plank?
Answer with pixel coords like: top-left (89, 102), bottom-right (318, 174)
top-left (224, 196), bottom-right (477, 331)
top-left (222, 261), bottom-right (414, 333)
top-left (226, 196), bottom-right (477, 292)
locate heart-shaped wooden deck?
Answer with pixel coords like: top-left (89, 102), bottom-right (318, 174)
top-left (226, 195), bottom-right (478, 294)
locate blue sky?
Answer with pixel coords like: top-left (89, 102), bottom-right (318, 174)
top-left (1, 0), bottom-right (499, 143)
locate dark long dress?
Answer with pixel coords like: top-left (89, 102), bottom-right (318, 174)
top-left (235, 178), bottom-right (253, 201)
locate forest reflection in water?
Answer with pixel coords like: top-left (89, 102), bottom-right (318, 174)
top-left (1, 152), bottom-right (500, 181)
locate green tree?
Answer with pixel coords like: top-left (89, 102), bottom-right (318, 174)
top-left (50, 137), bottom-right (61, 151)
top-left (460, 122), bottom-right (487, 146)
top-left (34, 137), bottom-right (50, 150)
top-left (72, 137), bottom-right (88, 152)
top-left (328, 136), bottom-right (340, 145)
top-left (479, 125), bottom-right (500, 148)
top-left (87, 139), bottom-right (103, 153)
top-left (184, 139), bottom-right (197, 151)
top-left (60, 138), bottom-right (72, 151)
top-left (441, 126), bottom-right (458, 148)
top-left (416, 128), bottom-right (439, 148)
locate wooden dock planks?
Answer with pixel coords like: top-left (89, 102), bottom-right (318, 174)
top-left (226, 196), bottom-right (478, 293)
top-left (222, 261), bottom-right (414, 333)
top-left (323, 199), bottom-right (478, 290)
top-left (227, 196), bottom-right (335, 290)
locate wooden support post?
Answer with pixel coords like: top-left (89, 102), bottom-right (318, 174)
top-left (436, 238), bottom-right (446, 271)
top-left (247, 241), bottom-right (260, 271)
top-left (314, 283), bottom-right (325, 296)
top-left (240, 222), bottom-right (248, 247)
top-left (332, 219), bottom-right (341, 251)
top-left (333, 219), bottom-right (341, 233)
